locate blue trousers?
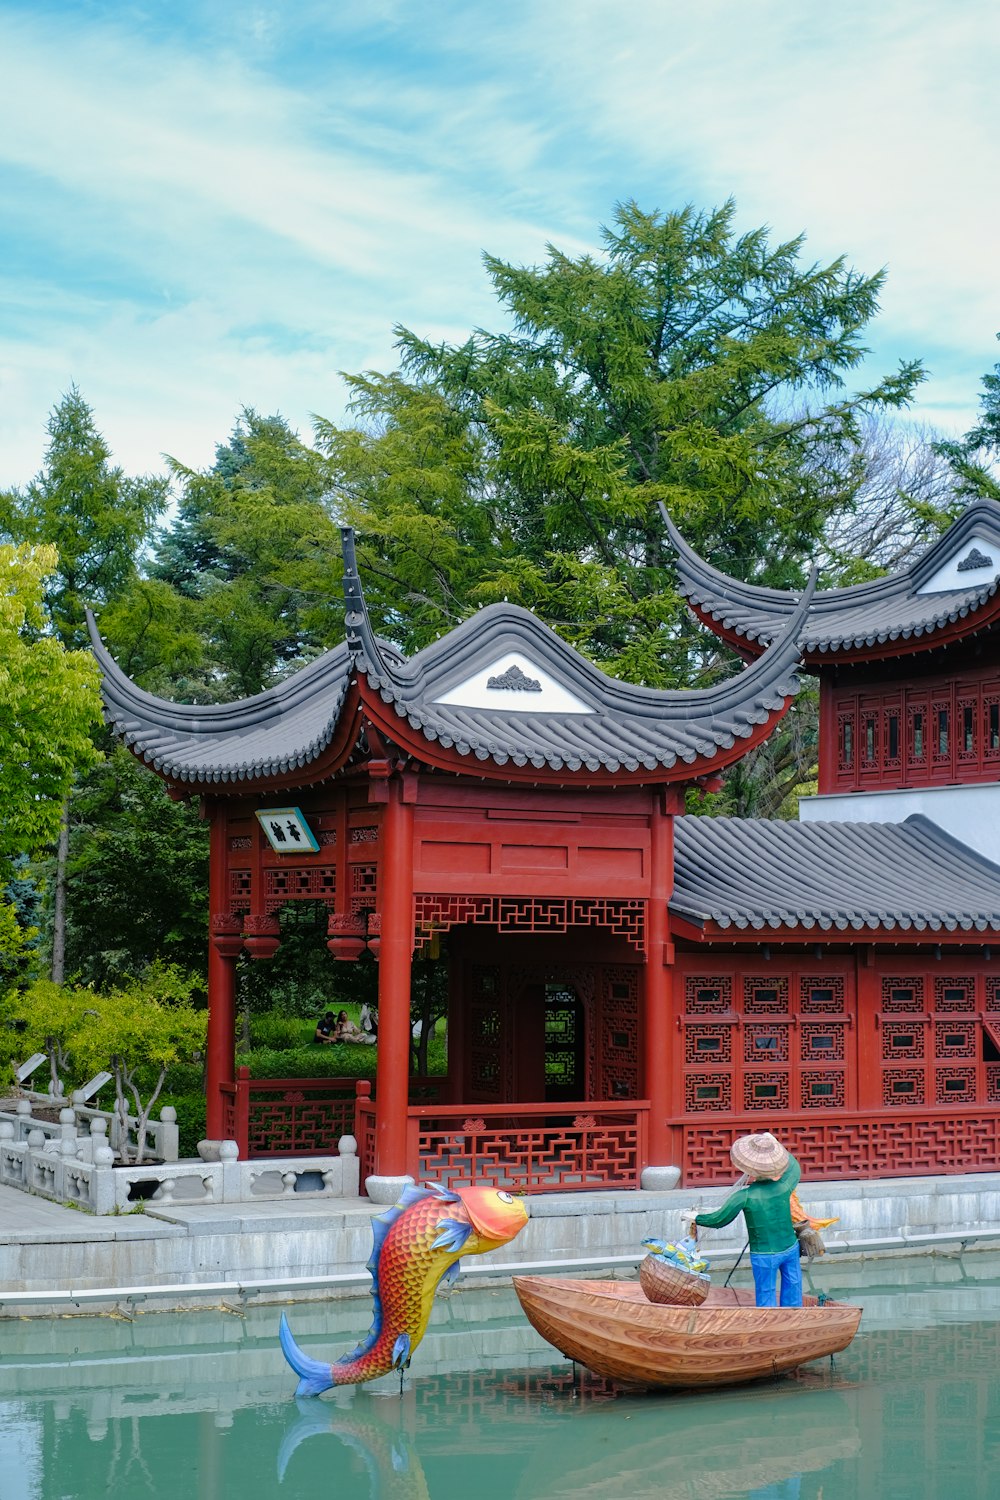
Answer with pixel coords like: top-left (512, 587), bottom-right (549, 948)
top-left (749, 1242), bottom-right (802, 1307)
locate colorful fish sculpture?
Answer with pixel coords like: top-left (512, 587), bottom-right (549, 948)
top-left (279, 1182), bottom-right (529, 1395)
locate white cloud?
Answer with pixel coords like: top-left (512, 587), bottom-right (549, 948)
top-left (0, 0), bottom-right (997, 483)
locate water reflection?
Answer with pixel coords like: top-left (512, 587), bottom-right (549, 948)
top-left (6, 1251), bottom-right (1000, 1498)
top-left (277, 1395), bottom-right (430, 1497)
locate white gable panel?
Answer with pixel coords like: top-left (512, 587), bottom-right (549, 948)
top-left (916, 535), bottom-right (1000, 594)
top-left (433, 651), bottom-right (595, 714)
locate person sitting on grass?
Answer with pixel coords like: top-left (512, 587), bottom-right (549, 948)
top-left (313, 1011), bottom-right (337, 1045)
top-left (686, 1131), bottom-right (802, 1309)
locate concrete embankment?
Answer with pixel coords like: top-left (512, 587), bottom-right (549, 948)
top-left (3, 1173), bottom-right (1000, 1316)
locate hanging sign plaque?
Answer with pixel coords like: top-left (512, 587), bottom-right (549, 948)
top-left (255, 807), bottom-right (320, 854)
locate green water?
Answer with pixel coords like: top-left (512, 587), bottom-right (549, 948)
top-left (4, 1252), bottom-right (1000, 1500)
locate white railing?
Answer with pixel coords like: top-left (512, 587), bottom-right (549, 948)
top-left (0, 1095), bottom-right (360, 1213)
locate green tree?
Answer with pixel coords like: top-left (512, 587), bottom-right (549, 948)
top-left (1, 390), bottom-right (168, 980)
top-left (151, 409), bottom-right (342, 697)
top-left (53, 747), bottom-right (209, 991)
top-left (0, 543), bottom-right (101, 872)
top-left (0, 387), bottom-right (167, 648)
top-left (935, 338), bottom-right (1000, 503)
top-left (319, 200), bottom-right (923, 687)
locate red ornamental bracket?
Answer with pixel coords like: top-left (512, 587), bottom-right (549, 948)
top-left (243, 913), bottom-right (281, 960)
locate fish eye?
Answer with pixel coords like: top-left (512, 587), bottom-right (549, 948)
top-left (496, 1191), bottom-right (515, 1204)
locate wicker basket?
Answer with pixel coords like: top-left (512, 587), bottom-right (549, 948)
top-left (639, 1254), bottom-right (710, 1307)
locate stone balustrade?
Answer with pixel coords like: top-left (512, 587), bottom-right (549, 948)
top-left (0, 1095), bottom-right (360, 1213)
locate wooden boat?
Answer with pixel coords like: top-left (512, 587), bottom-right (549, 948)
top-left (513, 1276), bottom-right (861, 1390)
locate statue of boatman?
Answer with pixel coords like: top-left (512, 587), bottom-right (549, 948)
top-left (686, 1132), bottom-right (806, 1308)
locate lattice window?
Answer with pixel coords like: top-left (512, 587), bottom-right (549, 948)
top-left (934, 977), bottom-right (975, 1011)
top-left (229, 870), bottom-right (252, 911)
top-left (470, 1052), bottom-right (500, 1091)
top-left (837, 711), bottom-right (855, 774)
top-left (684, 1074), bottom-right (731, 1112)
top-left (684, 1025), bottom-right (732, 1066)
top-left (264, 866), bottom-right (337, 911)
top-left (932, 698), bottom-right (952, 766)
top-left (800, 976), bottom-right (846, 1012)
top-left (935, 1069), bottom-right (976, 1104)
top-left (472, 966), bottom-right (499, 1000)
top-left (684, 976), bottom-right (732, 1013)
top-left (744, 1073), bottom-right (788, 1110)
top-left (883, 1069), bottom-right (925, 1105)
top-left (958, 696), bottom-right (979, 763)
top-left (801, 1023), bottom-right (845, 1062)
top-left (882, 705), bottom-right (902, 772)
top-left (934, 1020), bottom-right (976, 1058)
top-left (907, 702), bottom-right (928, 768)
top-left (987, 1065), bottom-right (1000, 1102)
top-left (412, 894), bottom-right (645, 953)
top-left (988, 978), bottom-right (1000, 1014)
top-left (350, 862), bottom-right (378, 913)
top-left (744, 1024), bottom-right (790, 1064)
top-left (743, 976), bottom-right (789, 1013)
top-left (601, 966), bottom-right (639, 1102)
top-left (882, 1023), bottom-right (925, 1061)
top-left (471, 1005), bottom-right (502, 1047)
top-left (800, 1070), bottom-right (845, 1109)
top-left (985, 693), bottom-right (1000, 763)
top-left (861, 710), bottom-right (879, 768)
top-left (882, 977), bottom-right (924, 1011)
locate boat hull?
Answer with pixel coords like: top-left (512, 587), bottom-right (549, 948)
top-left (513, 1277), bottom-right (861, 1390)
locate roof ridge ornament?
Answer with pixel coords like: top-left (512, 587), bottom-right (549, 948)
top-left (486, 663), bottom-right (542, 692)
top-left (957, 546), bottom-right (994, 572)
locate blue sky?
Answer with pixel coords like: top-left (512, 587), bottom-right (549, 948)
top-left (1, 0), bottom-right (998, 488)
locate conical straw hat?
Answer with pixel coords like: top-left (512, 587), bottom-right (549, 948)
top-left (730, 1132), bottom-right (789, 1179)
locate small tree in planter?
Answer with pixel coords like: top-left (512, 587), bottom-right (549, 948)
top-left (71, 966), bottom-right (206, 1164)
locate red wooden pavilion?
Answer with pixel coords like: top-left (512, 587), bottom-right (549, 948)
top-left (88, 506), bottom-right (1000, 1191)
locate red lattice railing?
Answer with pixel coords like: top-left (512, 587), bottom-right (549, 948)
top-left (403, 1099), bottom-right (649, 1193)
top-left (221, 1069), bottom-right (362, 1158)
top-left (672, 1106), bottom-right (1000, 1184)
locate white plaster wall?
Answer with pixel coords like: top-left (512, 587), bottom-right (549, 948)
top-left (915, 534), bottom-right (1000, 593)
top-left (800, 782), bottom-right (1000, 865)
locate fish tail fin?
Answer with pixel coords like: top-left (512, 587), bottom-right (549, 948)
top-left (279, 1313), bottom-right (335, 1397)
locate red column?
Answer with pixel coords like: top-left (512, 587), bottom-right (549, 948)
top-left (374, 778), bottom-right (415, 1179)
top-left (817, 676), bottom-right (838, 794)
top-left (206, 805), bottom-right (240, 1139)
top-left (643, 790), bottom-right (676, 1168)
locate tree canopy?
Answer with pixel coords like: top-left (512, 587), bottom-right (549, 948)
top-left (0, 542), bottom-right (101, 874)
top-left (936, 337), bottom-right (1000, 504)
top-left (319, 200), bottom-right (925, 685)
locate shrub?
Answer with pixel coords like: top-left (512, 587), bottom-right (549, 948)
top-left (236, 1044), bottom-right (378, 1082)
top-left (248, 1011), bottom-right (306, 1051)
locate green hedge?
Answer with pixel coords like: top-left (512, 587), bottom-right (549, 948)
top-left (235, 1043), bottom-right (378, 1081)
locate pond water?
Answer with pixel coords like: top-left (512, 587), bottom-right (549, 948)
top-left (4, 1250), bottom-right (1000, 1500)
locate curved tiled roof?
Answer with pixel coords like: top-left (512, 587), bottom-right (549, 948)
top-left (342, 529), bottom-right (816, 777)
top-left (89, 531), bottom-right (815, 788)
top-left (671, 813), bottom-right (1000, 933)
top-left (661, 500), bottom-right (1000, 657)
top-left (87, 614), bottom-right (404, 786)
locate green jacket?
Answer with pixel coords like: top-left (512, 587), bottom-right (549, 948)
top-left (694, 1155), bottom-right (801, 1254)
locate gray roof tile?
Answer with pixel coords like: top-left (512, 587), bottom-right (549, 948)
top-left (671, 813), bottom-right (1000, 932)
top-left (661, 500), bottom-right (1000, 656)
top-left (341, 529), bottom-right (816, 779)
